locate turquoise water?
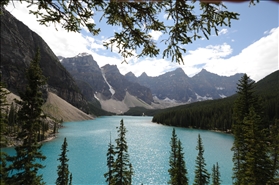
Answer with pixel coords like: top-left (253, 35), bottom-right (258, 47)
top-left (2, 116), bottom-right (234, 184)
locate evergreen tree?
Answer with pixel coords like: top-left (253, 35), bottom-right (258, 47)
top-left (211, 163), bottom-right (221, 185)
top-left (0, 152), bottom-right (8, 185)
top-left (104, 133), bottom-right (115, 185)
top-left (111, 119), bottom-right (133, 185)
top-left (56, 137), bottom-right (70, 185)
top-left (231, 74), bottom-right (259, 185)
top-left (168, 129), bottom-right (188, 185)
top-left (69, 173), bottom-right (72, 185)
top-left (5, 50), bottom-right (46, 185)
top-left (168, 128), bottom-right (178, 184)
top-left (193, 134), bottom-right (210, 185)
top-left (242, 108), bottom-right (272, 185)
top-left (175, 140), bottom-right (188, 185)
top-left (270, 119), bottom-right (279, 184)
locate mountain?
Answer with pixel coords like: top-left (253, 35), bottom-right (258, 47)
top-left (125, 68), bottom-right (244, 103)
top-left (151, 70), bottom-right (279, 128)
top-left (61, 55), bottom-right (154, 113)
top-left (191, 69), bottom-right (243, 99)
top-left (0, 9), bottom-right (86, 110)
top-left (60, 53), bottom-right (111, 102)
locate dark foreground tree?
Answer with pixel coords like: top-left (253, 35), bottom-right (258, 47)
top-left (5, 50), bottom-right (47, 185)
top-left (270, 119), bottom-right (279, 184)
top-left (211, 162), bottom-right (221, 185)
top-left (241, 108), bottom-right (272, 185)
top-left (168, 128), bottom-right (188, 185)
top-left (56, 137), bottom-right (71, 185)
top-left (168, 128), bottom-right (178, 184)
top-left (231, 74), bottom-right (259, 185)
top-left (0, 0), bottom-right (245, 64)
top-left (109, 119), bottom-right (133, 185)
top-left (231, 73), bottom-right (273, 185)
top-left (193, 134), bottom-right (210, 185)
top-left (104, 133), bottom-right (115, 184)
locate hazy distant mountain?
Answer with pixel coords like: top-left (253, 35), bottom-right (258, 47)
top-left (125, 68), bottom-right (244, 103)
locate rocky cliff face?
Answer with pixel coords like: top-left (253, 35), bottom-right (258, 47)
top-left (61, 54), bottom-right (154, 106)
top-left (0, 9), bottom-right (85, 109)
top-left (60, 53), bottom-right (110, 102)
top-left (102, 64), bottom-right (153, 104)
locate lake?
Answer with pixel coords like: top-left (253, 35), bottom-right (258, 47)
top-left (2, 116), bottom-right (234, 184)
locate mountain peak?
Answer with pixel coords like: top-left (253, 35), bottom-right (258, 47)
top-left (76, 52), bottom-right (91, 58)
top-left (139, 72), bottom-right (148, 78)
top-left (125, 71), bottom-right (136, 77)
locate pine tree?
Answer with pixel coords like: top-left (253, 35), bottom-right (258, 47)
top-left (168, 128), bottom-right (178, 184)
top-left (211, 163), bottom-right (221, 185)
top-left (231, 74), bottom-right (271, 185)
top-left (69, 173), bottom-right (72, 185)
top-left (56, 137), bottom-right (71, 185)
top-left (168, 129), bottom-right (188, 185)
top-left (231, 74), bottom-right (259, 185)
top-left (270, 119), bottom-right (279, 184)
top-left (0, 152), bottom-right (8, 185)
top-left (104, 133), bottom-right (115, 185)
top-left (175, 140), bottom-right (188, 185)
top-left (242, 108), bottom-right (272, 185)
top-left (193, 134), bottom-right (210, 185)
top-left (5, 50), bottom-right (46, 185)
top-left (111, 119), bottom-right (133, 185)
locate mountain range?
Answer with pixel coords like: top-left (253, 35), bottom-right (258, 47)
top-left (60, 53), bottom-right (244, 113)
top-left (2, 8), bottom-right (244, 115)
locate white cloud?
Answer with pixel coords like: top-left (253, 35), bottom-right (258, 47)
top-left (201, 27), bottom-right (278, 81)
top-left (149, 30), bottom-right (163, 41)
top-left (218, 28), bottom-right (228, 35)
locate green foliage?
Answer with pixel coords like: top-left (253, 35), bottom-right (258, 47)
top-left (168, 128), bottom-right (178, 184)
top-left (4, 50), bottom-right (47, 185)
top-left (152, 97), bottom-right (235, 131)
top-left (231, 74), bottom-right (259, 185)
top-left (211, 163), bottom-right (221, 185)
top-left (270, 119), bottom-right (279, 183)
top-left (193, 134), bottom-right (210, 185)
top-left (168, 128), bottom-right (188, 185)
top-left (241, 108), bottom-right (272, 185)
top-left (104, 134), bottom-right (115, 184)
top-left (56, 137), bottom-right (71, 185)
top-left (2, 0), bottom-right (241, 64)
top-left (105, 119), bottom-right (133, 185)
top-left (0, 152), bottom-right (8, 185)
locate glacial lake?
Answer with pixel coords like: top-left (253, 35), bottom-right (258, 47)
top-left (2, 116), bottom-right (234, 184)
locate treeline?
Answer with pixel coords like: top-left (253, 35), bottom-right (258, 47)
top-left (152, 70), bottom-right (279, 131)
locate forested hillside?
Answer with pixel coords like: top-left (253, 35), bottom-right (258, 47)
top-left (152, 70), bottom-right (279, 131)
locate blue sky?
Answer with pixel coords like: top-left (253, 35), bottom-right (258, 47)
top-left (6, 1), bottom-right (278, 81)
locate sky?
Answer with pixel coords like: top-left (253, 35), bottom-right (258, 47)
top-left (6, 1), bottom-right (279, 82)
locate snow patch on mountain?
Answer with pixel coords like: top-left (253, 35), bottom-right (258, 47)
top-left (101, 68), bottom-right (115, 96)
top-left (195, 93), bottom-right (213, 101)
top-left (216, 87), bottom-right (225, 90)
top-left (219, 94), bottom-right (227, 98)
top-left (76, 52), bottom-right (91, 57)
